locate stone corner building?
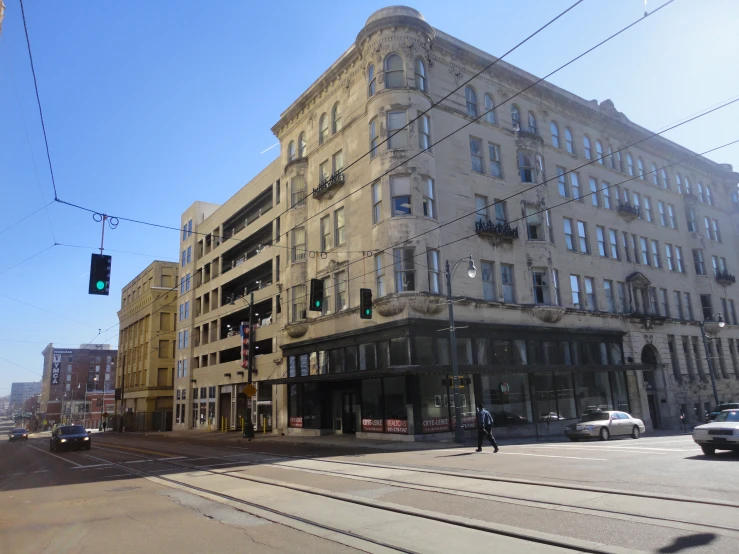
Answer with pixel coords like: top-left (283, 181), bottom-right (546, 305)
top-left (176, 6), bottom-right (739, 439)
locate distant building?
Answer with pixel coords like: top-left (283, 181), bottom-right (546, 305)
top-left (10, 382), bottom-right (41, 411)
top-left (40, 344), bottom-right (117, 427)
top-left (116, 260), bottom-right (179, 431)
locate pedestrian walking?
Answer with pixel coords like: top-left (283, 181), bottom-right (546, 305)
top-left (476, 402), bottom-right (499, 453)
top-left (102, 420), bottom-right (107, 433)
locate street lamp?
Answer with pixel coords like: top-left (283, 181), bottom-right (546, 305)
top-left (445, 255), bottom-right (477, 444)
top-left (699, 313), bottom-right (725, 406)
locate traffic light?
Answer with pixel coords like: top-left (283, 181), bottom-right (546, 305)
top-left (309, 278), bottom-right (324, 312)
top-left (88, 254), bottom-right (112, 295)
top-left (359, 288), bottom-right (372, 319)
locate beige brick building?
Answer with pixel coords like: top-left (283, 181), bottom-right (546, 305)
top-left (176, 6), bottom-right (739, 439)
top-left (116, 261), bottom-right (179, 431)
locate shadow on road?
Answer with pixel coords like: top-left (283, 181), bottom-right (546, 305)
top-left (658, 532), bottom-right (716, 552)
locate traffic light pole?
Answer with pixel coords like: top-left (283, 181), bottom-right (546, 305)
top-left (243, 292), bottom-right (256, 439)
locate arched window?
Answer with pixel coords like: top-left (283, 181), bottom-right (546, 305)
top-left (583, 136), bottom-right (591, 159)
top-left (287, 141), bottom-right (296, 162)
top-left (615, 150), bottom-right (622, 172)
top-left (332, 103), bottom-right (342, 134)
top-left (697, 182), bottom-right (705, 203)
top-left (661, 169), bottom-right (669, 189)
top-left (627, 154), bottom-right (634, 176)
top-left (465, 86), bottom-right (477, 117)
top-left (527, 112), bottom-right (537, 134)
top-left (414, 58), bottom-right (427, 92)
top-left (565, 128), bottom-right (574, 154)
top-left (368, 64), bottom-right (376, 96)
top-left (550, 122), bottom-right (560, 148)
top-left (484, 94), bottom-right (496, 124)
top-left (384, 54), bottom-right (404, 89)
top-left (651, 163), bottom-right (658, 185)
top-left (511, 105), bottom-right (520, 130)
top-left (637, 158), bottom-right (645, 179)
top-left (675, 173), bottom-right (682, 193)
top-left (595, 141), bottom-right (603, 164)
top-left (684, 177), bottom-right (691, 194)
top-left (297, 132), bottom-right (306, 158)
top-left (319, 114), bottom-right (328, 144)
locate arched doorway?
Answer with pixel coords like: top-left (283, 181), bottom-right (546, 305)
top-left (640, 344), bottom-right (661, 428)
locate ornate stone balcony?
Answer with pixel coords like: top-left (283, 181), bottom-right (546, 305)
top-left (474, 219), bottom-right (519, 242)
top-left (617, 202), bottom-right (640, 221)
top-left (312, 171), bottom-right (345, 199)
top-left (715, 270), bottom-right (736, 287)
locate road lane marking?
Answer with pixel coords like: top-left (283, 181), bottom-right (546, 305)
top-left (494, 452), bottom-right (607, 461)
top-left (27, 444), bottom-right (84, 467)
top-left (94, 443), bottom-right (175, 457)
top-left (71, 463), bottom-right (111, 469)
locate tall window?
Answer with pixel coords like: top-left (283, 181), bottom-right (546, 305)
top-left (292, 285), bottom-right (306, 322)
top-left (674, 291), bottom-right (684, 319)
top-left (640, 237), bottom-right (649, 266)
top-left (706, 185), bottom-right (713, 206)
top-left (552, 269), bottom-right (562, 306)
top-left (488, 143), bottom-right (502, 178)
top-left (697, 182), bottom-right (705, 203)
top-left (391, 175), bottom-right (411, 216)
top-left (484, 94), bottom-right (496, 124)
top-left (501, 264), bottom-right (515, 303)
top-left (577, 221), bottom-right (589, 253)
top-left (298, 132), bottom-right (306, 158)
top-left (622, 231), bottom-right (631, 262)
top-left (609, 229), bottom-right (619, 259)
top-left (335, 271), bottom-right (347, 312)
top-left (651, 240), bottom-right (661, 268)
top-left (684, 176), bottom-right (691, 194)
top-left (604, 281), bottom-right (616, 313)
top-left (368, 64), bottom-right (376, 96)
top-left (511, 105), bottom-right (521, 130)
top-left (684, 293), bottom-right (694, 320)
top-left (475, 195), bottom-right (488, 223)
top-left (667, 204), bottom-right (677, 229)
top-left (419, 114), bottom-right (430, 150)
top-left (565, 128), bottom-right (574, 154)
top-left (637, 158), bottom-right (645, 179)
top-left (482, 261), bottom-right (495, 301)
top-left (596, 141), bottom-right (603, 164)
top-left (665, 244), bottom-right (674, 271)
top-left (551, 122), bottom-right (560, 148)
top-left (712, 219), bottom-right (722, 242)
top-left (590, 178), bottom-right (600, 207)
top-left (372, 181), bottom-right (381, 224)
top-left (422, 178), bottom-right (436, 219)
top-left (518, 151), bottom-right (536, 183)
top-left (334, 207), bottom-right (345, 247)
top-left (661, 168), bottom-right (669, 189)
top-left (385, 54), bottom-right (404, 88)
top-left (525, 206), bottom-right (544, 240)
top-left (658, 201), bottom-right (666, 226)
top-left (369, 118), bottom-right (378, 158)
top-left (470, 137), bottom-right (484, 173)
top-left (693, 249), bottom-right (705, 275)
top-left (532, 269), bottom-right (550, 304)
top-left (571, 173), bottom-right (581, 199)
top-left (322, 276), bottom-right (332, 316)
top-left (627, 154), bottom-right (634, 176)
top-left (570, 275), bottom-right (581, 309)
top-left (528, 112), bottom-right (537, 134)
top-left (414, 58), bottom-right (427, 91)
top-left (685, 207), bottom-right (697, 232)
top-left (584, 278), bottom-right (596, 311)
top-left (557, 167), bottom-right (568, 197)
top-left (700, 294), bottom-right (713, 321)
top-left (563, 218), bottom-right (575, 251)
top-left (292, 228), bottom-right (306, 262)
top-left (676, 173), bottom-right (683, 193)
top-left (465, 86), bottom-right (477, 117)
top-left (319, 160), bottom-right (329, 183)
top-left (609, 146), bottom-right (618, 170)
top-left (602, 182), bottom-right (611, 209)
top-left (583, 136), bottom-right (592, 159)
top-left (375, 254), bottom-right (385, 297)
top-left (618, 282), bottom-right (629, 313)
top-left (320, 215), bottom-right (331, 251)
top-left (291, 175), bottom-right (306, 207)
top-left (387, 111), bottom-right (407, 149)
top-left (394, 248), bottom-right (415, 292)
top-left (287, 141), bottom-right (296, 162)
top-left (332, 102), bottom-right (342, 134)
top-left (596, 226), bottom-right (606, 257)
top-left (644, 196), bottom-right (653, 222)
top-left (319, 114), bottom-right (328, 144)
top-left (427, 249), bottom-right (440, 293)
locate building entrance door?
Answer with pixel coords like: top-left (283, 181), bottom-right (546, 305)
top-left (341, 392), bottom-right (357, 434)
top-left (647, 394), bottom-right (660, 429)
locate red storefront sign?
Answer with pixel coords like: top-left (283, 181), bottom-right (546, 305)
top-left (422, 417), bottom-right (450, 433)
top-left (288, 417), bottom-right (303, 428)
top-left (452, 415), bottom-right (477, 430)
top-left (385, 419), bottom-right (408, 434)
top-left (362, 419), bottom-right (383, 432)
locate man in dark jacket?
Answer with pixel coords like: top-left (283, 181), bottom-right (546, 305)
top-left (476, 402), bottom-right (499, 453)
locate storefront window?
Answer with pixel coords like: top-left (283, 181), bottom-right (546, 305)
top-left (361, 379), bottom-right (383, 432)
top-left (288, 384), bottom-right (302, 427)
top-left (359, 344), bottom-right (375, 370)
top-left (453, 374), bottom-right (476, 430)
top-left (457, 338), bottom-right (473, 365)
top-left (482, 373), bottom-right (531, 425)
top-left (492, 340), bottom-right (511, 365)
top-left (532, 372), bottom-right (556, 422)
top-left (303, 383), bottom-right (321, 429)
top-left (309, 352), bottom-right (319, 376)
top-left (384, 376), bottom-right (407, 423)
top-left (330, 349), bottom-right (344, 373)
top-left (299, 354), bottom-right (309, 376)
top-left (438, 338), bottom-right (450, 365)
top-left (570, 342), bottom-right (581, 365)
top-left (413, 337), bottom-right (435, 366)
top-left (582, 343), bottom-right (599, 365)
top-left (513, 340), bottom-right (528, 365)
top-left (560, 342), bottom-right (572, 365)
top-left (318, 351), bottom-right (328, 374)
top-left (599, 343), bottom-right (608, 365)
top-left (476, 339), bottom-right (489, 365)
top-left (543, 342), bottom-right (559, 364)
top-left (389, 337), bottom-right (409, 365)
top-left (345, 346), bottom-right (357, 372)
top-left (554, 372), bottom-right (577, 419)
top-left (610, 371), bottom-right (630, 412)
top-left (609, 343), bottom-right (623, 365)
top-left (574, 371), bottom-right (613, 414)
top-left (528, 341), bottom-right (544, 365)
top-left (376, 341), bottom-right (389, 369)
top-left (419, 374), bottom-right (450, 433)
top-left (288, 356), bottom-right (296, 378)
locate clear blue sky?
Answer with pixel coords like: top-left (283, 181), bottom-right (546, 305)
top-left (0, 0), bottom-right (738, 396)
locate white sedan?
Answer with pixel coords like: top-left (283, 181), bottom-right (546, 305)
top-left (692, 409), bottom-right (739, 456)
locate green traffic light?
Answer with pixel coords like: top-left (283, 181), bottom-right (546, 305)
top-left (365, 309), bottom-right (370, 315)
top-left (96, 280), bottom-right (105, 291)
top-left (315, 300), bottom-right (321, 307)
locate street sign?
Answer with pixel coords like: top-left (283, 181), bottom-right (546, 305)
top-left (244, 384), bottom-right (257, 397)
top-left (102, 412), bottom-right (109, 418)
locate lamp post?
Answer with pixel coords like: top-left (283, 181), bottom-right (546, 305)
top-left (699, 313), bottom-right (725, 406)
top-left (445, 255), bottom-right (477, 444)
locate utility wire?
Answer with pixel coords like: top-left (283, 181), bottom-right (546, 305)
top-left (0, 292), bottom-right (98, 330)
top-left (0, 202), bottom-right (54, 237)
top-left (19, 0), bottom-right (60, 202)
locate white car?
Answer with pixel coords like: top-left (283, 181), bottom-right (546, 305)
top-left (692, 409), bottom-right (739, 456)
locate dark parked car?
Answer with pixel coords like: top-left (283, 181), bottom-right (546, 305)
top-left (50, 425), bottom-right (91, 452)
top-left (493, 411), bottom-right (528, 426)
top-left (706, 403), bottom-right (739, 423)
top-left (8, 428), bottom-right (28, 441)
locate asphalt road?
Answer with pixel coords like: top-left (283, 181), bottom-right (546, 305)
top-left (2, 428), bottom-right (738, 553)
